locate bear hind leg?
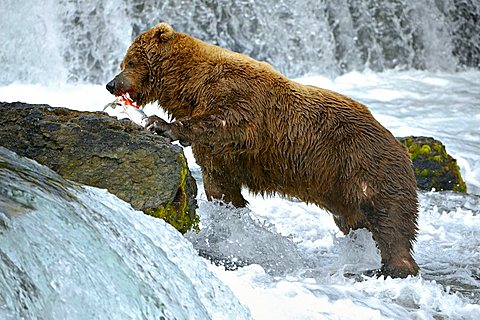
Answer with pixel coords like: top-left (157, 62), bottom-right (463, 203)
top-left (360, 201), bottom-right (419, 278)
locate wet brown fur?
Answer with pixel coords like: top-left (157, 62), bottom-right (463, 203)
top-left (108, 23), bottom-right (420, 278)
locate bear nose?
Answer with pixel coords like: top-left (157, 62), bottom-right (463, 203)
top-left (106, 79), bottom-right (116, 94)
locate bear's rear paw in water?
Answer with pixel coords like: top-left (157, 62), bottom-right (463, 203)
top-left (381, 257), bottom-right (420, 279)
top-left (345, 256), bottom-right (419, 280)
top-left (344, 269), bottom-right (382, 281)
top-left (345, 266), bottom-right (419, 281)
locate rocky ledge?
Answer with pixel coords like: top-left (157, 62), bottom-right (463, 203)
top-left (0, 102), bottom-right (198, 233)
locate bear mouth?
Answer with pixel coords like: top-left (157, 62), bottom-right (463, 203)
top-left (115, 90), bottom-right (139, 108)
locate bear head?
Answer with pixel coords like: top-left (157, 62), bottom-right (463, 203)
top-left (106, 23), bottom-right (176, 107)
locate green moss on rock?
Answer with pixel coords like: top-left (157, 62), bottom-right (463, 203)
top-left (144, 154), bottom-right (200, 234)
top-left (432, 155), bottom-right (442, 163)
top-left (419, 145), bottom-right (431, 155)
top-left (398, 136), bottom-right (466, 193)
top-left (419, 168), bottom-right (431, 177)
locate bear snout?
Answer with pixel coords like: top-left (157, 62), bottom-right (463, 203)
top-left (106, 73), bottom-right (134, 96)
top-left (106, 79), bottom-right (116, 94)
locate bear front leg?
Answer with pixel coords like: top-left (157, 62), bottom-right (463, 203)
top-left (143, 115), bottom-right (191, 147)
top-left (203, 170), bottom-right (248, 208)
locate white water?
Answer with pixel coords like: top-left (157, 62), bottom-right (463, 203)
top-left (1, 70), bottom-right (479, 319)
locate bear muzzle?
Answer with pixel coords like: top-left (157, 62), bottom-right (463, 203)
top-left (106, 73), bottom-right (134, 96)
top-left (106, 73), bottom-right (139, 107)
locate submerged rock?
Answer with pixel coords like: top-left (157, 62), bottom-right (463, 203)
top-left (0, 102), bottom-right (198, 233)
top-left (399, 136), bottom-right (467, 193)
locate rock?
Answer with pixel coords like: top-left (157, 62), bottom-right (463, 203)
top-left (0, 102), bottom-right (198, 233)
top-left (398, 136), bottom-right (467, 193)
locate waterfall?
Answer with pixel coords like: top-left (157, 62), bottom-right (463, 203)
top-left (1, 0), bottom-right (478, 85)
top-left (0, 0), bottom-right (67, 84)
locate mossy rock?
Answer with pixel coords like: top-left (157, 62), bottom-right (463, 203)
top-left (398, 136), bottom-right (466, 193)
top-left (0, 102), bottom-right (199, 233)
top-left (144, 154), bottom-right (199, 233)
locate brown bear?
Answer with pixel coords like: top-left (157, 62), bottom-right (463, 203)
top-left (106, 23), bottom-right (419, 278)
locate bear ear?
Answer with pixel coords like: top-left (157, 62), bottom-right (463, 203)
top-left (153, 22), bottom-right (174, 42)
